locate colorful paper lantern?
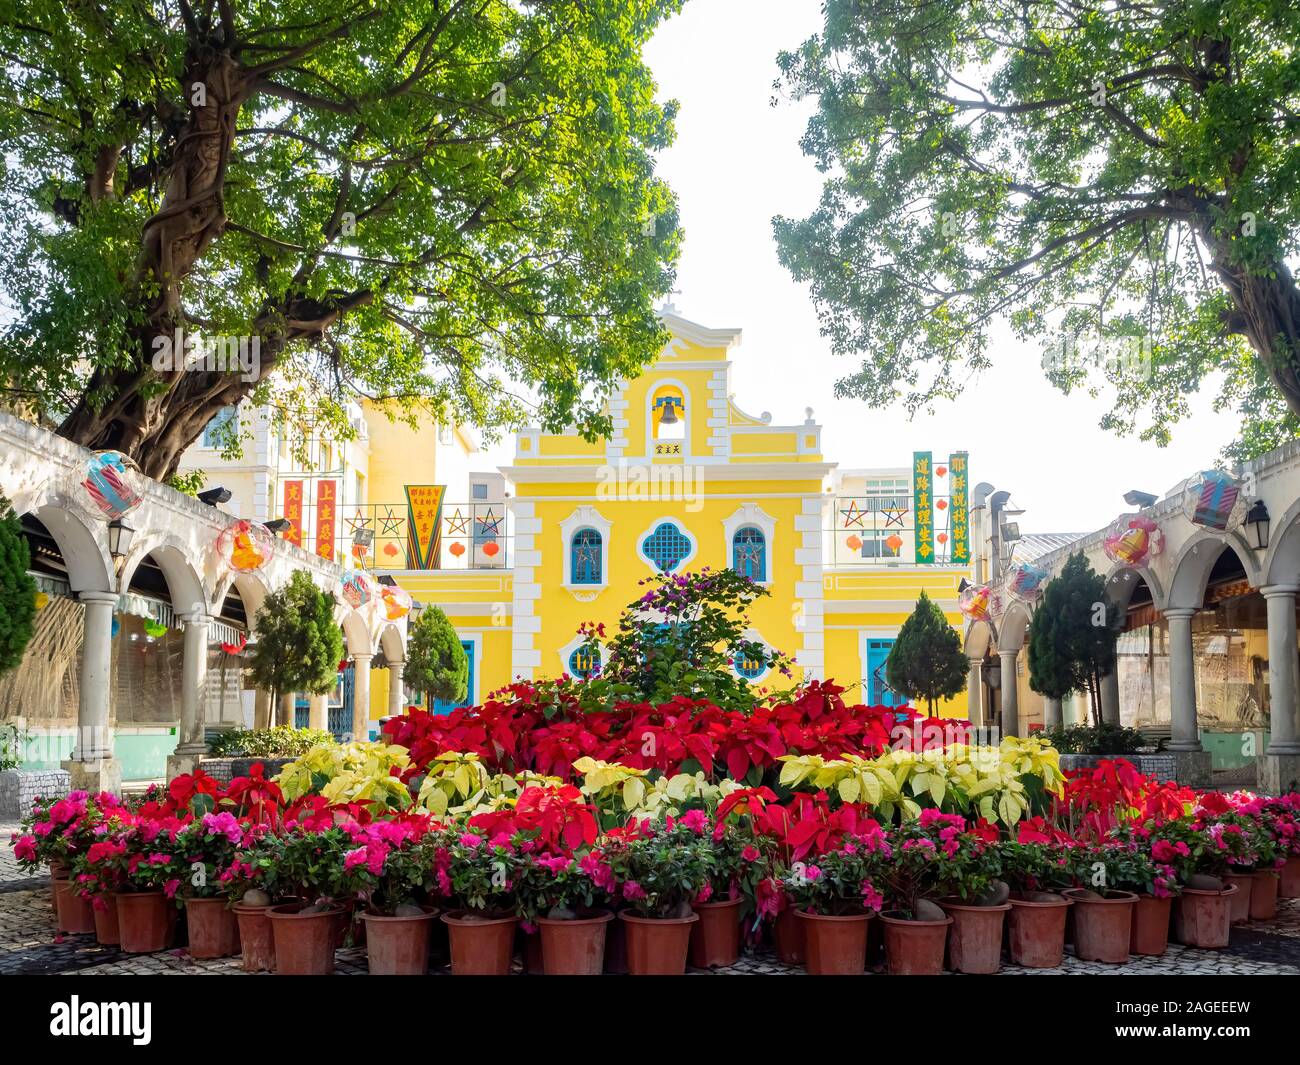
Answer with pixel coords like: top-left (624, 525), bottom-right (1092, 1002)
top-left (79, 451), bottom-right (144, 520)
top-left (1006, 563), bottom-right (1048, 603)
top-left (221, 633), bottom-right (248, 656)
top-left (143, 619), bottom-right (169, 639)
top-left (449, 541), bottom-right (466, 557)
top-left (34, 591), bottom-right (49, 610)
top-left (936, 532), bottom-right (948, 545)
top-left (1102, 514), bottom-right (1165, 567)
top-left (845, 535), bottom-right (863, 552)
top-left (1183, 470), bottom-right (1245, 531)
top-left (380, 584), bottom-right (413, 621)
top-left (341, 570), bottom-right (378, 610)
top-left (215, 519), bottom-right (274, 573)
top-left (935, 466), bottom-right (947, 478)
top-left (481, 540), bottom-right (500, 558)
top-left (936, 498), bottom-right (948, 510)
top-left (885, 533), bottom-right (903, 554)
top-left (958, 584), bottom-right (993, 622)
top-left (383, 541), bottom-right (400, 559)
top-left (111, 617), bottom-right (120, 639)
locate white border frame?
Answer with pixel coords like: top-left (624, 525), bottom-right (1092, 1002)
top-left (732, 627), bottom-right (772, 684)
top-left (560, 505), bottom-right (612, 592)
top-left (645, 379), bottom-right (691, 458)
top-left (557, 633), bottom-right (604, 679)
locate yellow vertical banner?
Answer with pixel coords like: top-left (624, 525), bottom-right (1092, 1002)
top-left (949, 452), bottom-right (970, 564)
top-left (913, 452), bottom-right (933, 563)
top-left (405, 485), bottom-right (446, 569)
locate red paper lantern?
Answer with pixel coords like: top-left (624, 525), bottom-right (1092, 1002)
top-left (845, 534), bottom-right (863, 551)
top-left (482, 540), bottom-right (500, 557)
top-left (383, 541), bottom-right (400, 558)
top-left (937, 532), bottom-right (949, 544)
top-left (936, 499), bottom-right (948, 510)
top-left (449, 541), bottom-right (466, 557)
top-left (935, 466), bottom-right (947, 478)
top-left (885, 533), bottom-right (903, 554)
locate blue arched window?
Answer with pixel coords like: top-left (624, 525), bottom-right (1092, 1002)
top-left (568, 646), bottom-right (600, 679)
top-left (735, 650), bottom-right (767, 681)
top-left (571, 528), bottom-right (602, 584)
top-left (642, 522), bottom-right (692, 573)
top-left (732, 525), bottom-right (766, 582)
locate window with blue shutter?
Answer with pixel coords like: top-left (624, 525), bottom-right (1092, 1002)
top-left (732, 526), bottom-right (766, 581)
top-left (571, 528), bottom-right (603, 584)
top-left (641, 522), bottom-right (691, 573)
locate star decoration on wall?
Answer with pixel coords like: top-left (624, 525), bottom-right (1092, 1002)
top-left (840, 501), bottom-right (867, 528)
top-left (377, 507), bottom-right (404, 536)
top-left (476, 509), bottom-right (503, 537)
top-left (345, 511), bottom-right (372, 533)
top-left (444, 509), bottom-right (470, 535)
top-left (880, 501), bottom-right (910, 528)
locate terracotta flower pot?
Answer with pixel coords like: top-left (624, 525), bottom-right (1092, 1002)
top-left (1062, 889), bottom-right (1137, 964)
top-left (1280, 856), bottom-right (1300, 899)
top-left (537, 911), bottom-right (614, 975)
top-left (1006, 893), bottom-right (1072, 969)
top-left (1222, 872), bottom-right (1254, 923)
top-left (940, 900), bottom-right (1010, 974)
top-left (115, 892), bottom-right (174, 953)
top-left (1249, 871), bottom-right (1279, 921)
top-left (185, 897), bottom-right (240, 959)
top-left (772, 907), bottom-right (805, 965)
top-left (1173, 884), bottom-right (1238, 949)
top-left (520, 928), bottom-right (544, 973)
top-left (797, 910), bottom-right (872, 975)
top-left (690, 897), bottom-right (743, 969)
top-left (441, 911), bottom-right (518, 975)
top-left (360, 907), bottom-right (439, 975)
top-left (92, 897), bottom-right (120, 946)
top-left (267, 903), bottom-right (343, 975)
top-left (1129, 894), bottom-right (1171, 957)
top-left (620, 911), bottom-right (698, 975)
top-left (232, 903), bottom-right (276, 972)
top-left (880, 911), bottom-right (952, 976)
top-left (52, 878), bottom-right (95, 935)
top-left (48, 861), bottom-right (68, 910)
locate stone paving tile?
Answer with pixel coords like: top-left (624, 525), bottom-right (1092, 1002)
top-left (4, 822), bottom-right (1298, 976)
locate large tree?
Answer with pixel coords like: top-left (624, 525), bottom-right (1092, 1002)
top-left (885, 589), bottom-right (967, 717)
top-left (248, 569), bottom-right (345, 718)
top-left (0, 0), bottom-right (683, 478)
top-left (775, 0), bottom-right (1300, 457)
top-left (403, 605), bottom-right (468, 710)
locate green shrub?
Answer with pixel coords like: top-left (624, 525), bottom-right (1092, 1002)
top-left (207, 726), bottom-right (333, 759)
top-left (1043, 722), bottom-right (1147, 755)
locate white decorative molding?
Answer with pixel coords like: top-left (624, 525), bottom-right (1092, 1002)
top-left (733, 627), bottom-right (772, 683)
top-left (722, 503), bottom-right (777, 586)
top-left (645, 378), bottom-right (691, 459)
top-left (557, 632), bottom-right (604, 679)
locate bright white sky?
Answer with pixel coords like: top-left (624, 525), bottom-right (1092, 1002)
top-left (484, 0), bottom-right (1244, 533)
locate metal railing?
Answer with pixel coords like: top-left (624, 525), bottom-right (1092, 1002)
top-left (291, 501), bottom-right (513, 571)
top-left (823, 496), bottom-right (965, 567)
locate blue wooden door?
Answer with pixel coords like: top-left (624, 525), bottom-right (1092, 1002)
top-left (329, 667), bottom-right (354, 739)
top-left (866, 638), bottom-right (904, 707)
top-left (434, 640), bottom-right (475, 715)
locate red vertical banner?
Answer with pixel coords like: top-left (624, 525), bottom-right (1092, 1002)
top-left (282, 479), bottom-right (304, 547)
top-left (316, 480), bottom-right (338, 561)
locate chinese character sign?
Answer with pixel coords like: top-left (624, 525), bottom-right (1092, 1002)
top-left (315, 480), bottom-right (338, 561)
top-left (913, 451), bottom-right (933, 563)
top-left (405, 485), bottom-right (446, 569)
top-left (282, 480), bottom-right (304, 547)
top-left (949, 452), bottom-right (970, 564)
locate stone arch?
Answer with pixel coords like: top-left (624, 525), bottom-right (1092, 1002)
top-left (963, 619), bottom-right (993, 660)
top-left (379, 623), bottom-right (405, 661)
top-left (1104, 562), bottom-right (1165, 613)
top-left (1167, 531), bottom-right (1261, 610)
top-left (213, 571), bottom-right (269, 633)
top-left (1263, 495), bottom-right (1300, 588)
top-left (340, 610), bottom-right (373, 658)
top-left (27, 503), bottom-right (114, 593)
top-left (120, 535), bottom-right (209, 618)
top-left (997, 601), bottom-right (1033, 653)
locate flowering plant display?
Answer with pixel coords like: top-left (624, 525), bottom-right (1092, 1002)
top-left (780, 825), bottom-right (890, 916)
top-left (275, 740), bottom-right (413, 813)
top-left (436, 822), bottom-right (527, 917)
top-left (1069, 838), bottom-right (1178, 898)
top-left (602, 815), bottom-right (716, 918)
top-left (875, 810), bottom-right (999, 916)
top-left (11, 790), bottom-right (129, 873)
top-left (515, 850), bottom-right (617, 920)
top-left (337, 815), bottom-right (440, 915)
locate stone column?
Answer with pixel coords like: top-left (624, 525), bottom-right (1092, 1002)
top-left (966, 660), bottom-right (984, 726)
top-left (61, 591), bottom-right (121, 795)
top-left (279, 691), bottom-right (297, 728)
top-left (308, 692), bottom-right (328, 732)
top-left (387, 660), bottom-right (406, 717)
top-left (351, 653), bottom-right (373, 742)
top-left (1263, 586), bottom-right (1300, 754)
top-left (1165, 608), bottom-right (1201, 751)
top-left (999, 650), bottom-right (1019, 737)
top-left (1100, 669), bottom-right (1121, 726)
top-left (1044, 696), bottom-right (1063, 730)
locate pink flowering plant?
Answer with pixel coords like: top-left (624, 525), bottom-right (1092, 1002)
top-left (435, 823), bottom-right (528, 917)
top-left (1258, 795), bottom-right (1300, 858)
top-left (515, 848), bottom-right (617, 920)
top-left (879, 811), bottom-right (1000, 917)
top-left (780, 824), bottom-right (890, 916)
top-left (338, 815), bottom-right (440, 915)
top-left (10, 791), bottom-right (127, 873)
top-left (169, 812), bottom-right (250, 900)
top-left (249, 824), bottom-right (354, 906)
top-left (1070, 837), bottom-right (1179, 898)
top-left (602, 815), bottom-right (716, 918)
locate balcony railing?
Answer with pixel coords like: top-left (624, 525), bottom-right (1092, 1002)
top-left (824, 496), bottom-right (965, 567)
top-left (291, 501), bottom-right (513, 571)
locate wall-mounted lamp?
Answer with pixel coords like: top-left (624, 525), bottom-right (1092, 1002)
top-left (107, 518), bottom-right (135, 560)
top-left (1245, 500), bottom-right (1271, 552)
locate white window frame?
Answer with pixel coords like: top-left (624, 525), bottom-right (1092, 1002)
top-left (645, 379), bottom-right (691, 457)
top-left (636, 516), bottom-right (698, 575)
top-left (722, 503), bottom-right (776, 586)
top-left (557, 633), bottom-right (604, 680)
top-left (560, 505), bottom-right (612, 592)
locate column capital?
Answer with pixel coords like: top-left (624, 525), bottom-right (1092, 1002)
top-left (1261, 584), bottom-right (1300, 599)
top-left (78, 590), bottom-right (119, 606)
top-left (352, 652), bottom-right (375, 663)
top-left (1162, 607), bottom-right (1198, 620)
top-left (181, 611), bottom-right (214, 627)
top-left (997, 648), bottom-right (1019, 659)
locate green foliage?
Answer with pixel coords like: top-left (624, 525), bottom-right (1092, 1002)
top-left (165, 470), bottom-right (206, 497)
top-left (884, 590), bottom-right (968, 716)
top-left (1044, 722), bottom-right (1146, 756)
top-left (0, 722), bottom-right (25, 772)
top-left (774, 1), bottom-right (1300, 457)
top-left (1027, 554), bottom-right (1123, 725)
top-left (0, 496), bottom-right (36, 675)
top-left (404, 606), bottom-right (468, 707)
top-left (580, 567), bottom-right (794, 712)
top-left (0, 1), bottom-right (684, 476)
top-left (207, 725), bottom-right (333, 759)
top-left (248, 570), bottom-right (345, 702)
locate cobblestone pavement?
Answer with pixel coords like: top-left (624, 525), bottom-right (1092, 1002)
top-left (5, 822), bottom-right (1299, 976)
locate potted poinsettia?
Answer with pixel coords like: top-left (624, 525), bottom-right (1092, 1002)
top-left (781, 829), bottom-right (887, 975)
top-left (1101, 826), bottom-right (1184, 956)
top-left (341, 815), bottom-right (441, 975)
top-left (516, 849), bottom-right (617, 975)
top-left (997, 822), bottom-right (1077, 968)
top-left (602, 816), bottom-right (713, 975)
